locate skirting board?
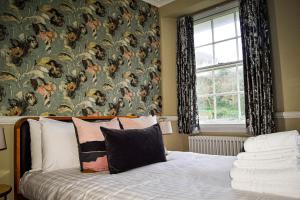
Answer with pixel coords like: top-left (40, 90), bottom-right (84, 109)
top-left (0, 112), bottom-right (299, 125)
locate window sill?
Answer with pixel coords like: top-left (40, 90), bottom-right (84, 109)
top-left (198, 123), bottom-right (247, 133)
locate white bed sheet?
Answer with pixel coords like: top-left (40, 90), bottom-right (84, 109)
top-left (19, 151), bottom-right (297, 200)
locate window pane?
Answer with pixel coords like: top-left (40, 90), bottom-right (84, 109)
top-left (196, 71), bottom-right (213, 95)
top-left (215, 39), bottom-right (237, 63)
top-left (198, 96), bottom-right (214, 120)
top-left (215, 67), bottom-right (237, 93)
top-left (240, 93), bottom-right (245, 119)
top-left (216, 95), bottom-right (238, 120)
top-left (238, 65), bottom-right (244, 91)
top-left (195, 45), bottom-right (213, 68)
top-left (213, 13), bottom-right (235, 42)
top-left (193, 9), bottom-right (245, 124)
top-left (236, 11), bottom-right (241, 36)
top-left (194, 21), bottom-right (212, 46)
top-left (238, 38), bottom-right (243, 60)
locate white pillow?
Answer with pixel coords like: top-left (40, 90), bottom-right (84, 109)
top-left (27, 118), bottom-right (60, 171)
top-left (27, 119), bottom-right (42, 171)
top-left (40, 118), bottom-right (80, 172)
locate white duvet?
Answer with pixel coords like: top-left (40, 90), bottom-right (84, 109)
top-left (20, 151), bottom-right (297, 200)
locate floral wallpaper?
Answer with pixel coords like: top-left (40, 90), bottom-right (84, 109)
top-left (0, 0), bottom-right (161, 116)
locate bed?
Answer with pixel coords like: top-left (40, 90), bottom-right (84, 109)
top-left (14, 117), bottom-right (296, 200)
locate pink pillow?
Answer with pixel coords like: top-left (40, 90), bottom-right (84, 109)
top-left (72, 117), bottom-right (120, 172)
top-left (119, 116), bottom-right (157, 129)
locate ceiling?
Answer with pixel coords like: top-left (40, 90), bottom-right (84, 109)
top-left (141, 0), bottom-right (176, 7)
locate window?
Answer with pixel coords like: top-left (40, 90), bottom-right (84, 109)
top-left (194, 5), bottom-right (245, 124)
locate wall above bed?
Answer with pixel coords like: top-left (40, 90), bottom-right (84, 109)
top-left (0, 0), bottom-right (161, 116)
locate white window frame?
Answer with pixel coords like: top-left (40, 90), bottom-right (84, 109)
top-left (193, 1), bottom-right (246, 132)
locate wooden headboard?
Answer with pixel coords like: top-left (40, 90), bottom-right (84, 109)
top-left (14, 116), bottom-right (137, 199)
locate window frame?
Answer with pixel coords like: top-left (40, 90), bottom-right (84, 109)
top-left (193, 3), bottom-right (246, 129)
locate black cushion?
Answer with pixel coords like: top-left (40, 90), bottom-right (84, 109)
top-left (101, 124), bottom-right (166, 174)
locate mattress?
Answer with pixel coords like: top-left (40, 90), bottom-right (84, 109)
top-left (19, 151), bottom-right (296, 200)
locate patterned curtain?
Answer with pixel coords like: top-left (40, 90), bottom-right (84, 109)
top-left (240, 0), bottom-right (275, 135)
top-left (176, 16), bottom-right (200, 134)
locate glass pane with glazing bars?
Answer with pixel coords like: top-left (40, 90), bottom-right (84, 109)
top-left (194, 6), bottom-right (245, 123)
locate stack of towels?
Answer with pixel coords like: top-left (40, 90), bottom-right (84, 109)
top-left (230, 130), bottom-right (300, 199)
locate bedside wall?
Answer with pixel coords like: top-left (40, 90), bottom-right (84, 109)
top-left (0, 124), bottom-right (14, 200)
top-left (268, 0), bottom-right (300, 131)
top-left (162, 121), bottom-right (189, 152)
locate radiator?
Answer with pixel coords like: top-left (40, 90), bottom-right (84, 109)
top-left (188, 136), bottom-right (247, 156)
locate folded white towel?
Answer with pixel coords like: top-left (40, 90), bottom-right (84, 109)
top-left (230, 166), bottom-right (300, 182)
top-left (244, 130), bottom-right (300, 152)
top-left (231, 179), bottom-right (300, 199)
top-left (233, 157), bottom-right (300, 170)
top-left (237, 146), bottom-right (300, 160)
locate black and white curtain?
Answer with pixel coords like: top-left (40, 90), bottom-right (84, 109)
top-left (240, 0), bottom-right (275, 136)
top-left (176, 16), bottom-right (200, 134)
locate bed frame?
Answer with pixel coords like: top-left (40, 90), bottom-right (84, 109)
top-left (14, 116), bottom-right (137, 200)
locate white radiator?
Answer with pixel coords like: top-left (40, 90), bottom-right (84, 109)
top-left (189, 136), bottom-right (247, 156)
